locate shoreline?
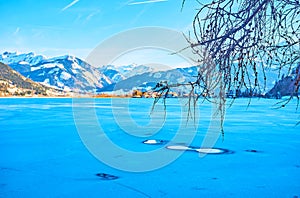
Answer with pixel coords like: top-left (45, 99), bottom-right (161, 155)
top-left (0, 96), bottom-right (293, 100)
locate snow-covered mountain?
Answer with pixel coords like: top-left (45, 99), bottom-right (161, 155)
top-left (0, 62), bottom-right (64, 96)
top-left (0, 51), bottom-right (289, 95)
top-left (98, 64), bottom-right (156, 84)
top-left (100, 66), bottom-right (199, 92)
top-left (266, 63), bottom-right (300, 97)
top-left (0, 52), bottom-right (111, 92)
top-left (100, 65), bottom-right (287, 94)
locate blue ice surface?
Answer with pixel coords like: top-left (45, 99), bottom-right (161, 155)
top-left (0, 97), bottom-right (299, 197)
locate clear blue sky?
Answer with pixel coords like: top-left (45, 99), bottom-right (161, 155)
top-left (0, 0), bottom-right (201, 65)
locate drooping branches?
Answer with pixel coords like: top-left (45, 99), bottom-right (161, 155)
top-left (188, 0), bottom-right (300, 95)
top-left (153, 0), bottom-right (300, 133)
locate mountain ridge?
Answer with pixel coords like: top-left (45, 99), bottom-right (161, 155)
top-left (0, 52), bottom-right (111, 92)
top-left (0, 62), bottom-right (65, 96)
top-left (1, 51), bottom-right (297, 97)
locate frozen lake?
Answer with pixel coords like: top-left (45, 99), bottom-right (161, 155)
top-left (0, 98), bottom-right (299, 197)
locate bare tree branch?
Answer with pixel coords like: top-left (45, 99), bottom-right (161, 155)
top-left (153, 0), bottom-right (300, 134)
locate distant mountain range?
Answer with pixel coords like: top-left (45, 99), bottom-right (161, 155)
top-left (98, 64), bottom-right (156, 83)
top-left (0, 51), bottom-right (296, 96)
top-left (0, 62), bottom-right (63, 96)
top-left (100, 66), bottom-right (199, 93)
top-left (0, 52), bottom-right (110, 92)
top-left (266, 64), bottom-right (300, 98)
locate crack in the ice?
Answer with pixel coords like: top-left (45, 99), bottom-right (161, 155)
top-left (115, 181), bottom-right (151, 198)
